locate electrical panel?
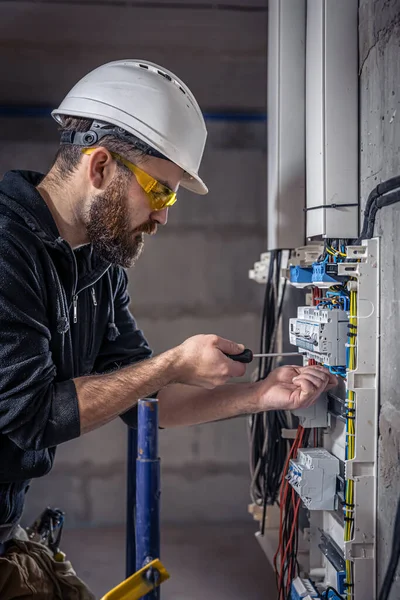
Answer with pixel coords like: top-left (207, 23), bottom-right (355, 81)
top-left (248, 239), bottom-right (379, 600)
top-left (289, 307), bottom-right (348, 366)
top-left (287, 449), bottom-right (339, 510)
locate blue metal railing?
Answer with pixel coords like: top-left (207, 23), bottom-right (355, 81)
top-left (126, 426), bottom-right (138, 578)
top-left (132, 399), bottom-right (161, 599)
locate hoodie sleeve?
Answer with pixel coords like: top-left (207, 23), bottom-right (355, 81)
top-left (93, 268), bottom-right (153, 428)
top-left (0, 233), bottom-right (80, 451)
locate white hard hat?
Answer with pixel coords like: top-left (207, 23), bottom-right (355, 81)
top-left (52, 59), bottom-right (208, 195)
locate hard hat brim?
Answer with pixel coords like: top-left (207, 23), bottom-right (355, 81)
top-left (181, 172), bottom-right (208, 195)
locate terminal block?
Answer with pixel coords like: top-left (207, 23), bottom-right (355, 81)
top-left (287, 449), bottom-right (340, 510)
top-left (290, 265), bottom-right (313, 286)
top-left (289, 307), bottom-right (348, 366)
top-left (291, 577), bottom-right (319, 600)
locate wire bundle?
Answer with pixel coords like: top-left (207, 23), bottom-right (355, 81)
top-left (274, 426), bottom-right (310, 600)
top-left (344, 289), bottom-right (357, 599)
top-left (249, 250), bottom-right (290, 521)
top-left (358, 175), bottom-right (400, 241)
top-left (319, 240), bottom-right (349, 264)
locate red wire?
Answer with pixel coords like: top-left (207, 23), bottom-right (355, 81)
top-left (274, 427), bottom-right (305, 597)
top-left (284, 493), bottom-right (302, 597)
top-left (274, 429), bottom-right (301, 572)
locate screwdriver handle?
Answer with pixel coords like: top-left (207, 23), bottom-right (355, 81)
top-left (223, 349), bottom-right (253, 364)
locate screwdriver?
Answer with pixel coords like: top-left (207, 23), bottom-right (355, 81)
top-left (224, 349), bottom-right (301, 364)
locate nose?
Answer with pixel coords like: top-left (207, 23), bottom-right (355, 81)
top-left (151, 207), bottom-right (169, 226)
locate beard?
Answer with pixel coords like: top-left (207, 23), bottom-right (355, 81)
top-left (85, 169), bottom-right (157, 268)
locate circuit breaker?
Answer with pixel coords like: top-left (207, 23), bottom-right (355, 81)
top-left (289, 307), bottom-right (348, 366)
top-left (287, 448), bottom-right (339, 510)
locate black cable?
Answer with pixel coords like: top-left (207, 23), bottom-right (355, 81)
top-left (358, 176), bottom-right (400, 242)
top-left (365, 189), bottom-right (400, 239)
top-left (378, 494), bottom-right (400, 600)
top-left (249, 250), bottom-right (290, 532)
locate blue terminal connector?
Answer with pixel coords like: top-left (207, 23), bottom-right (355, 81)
top-left (325, 590), bottom-right (343, 599)
top-left (312, 262), bottom-right (341, 284)
top-left (290, 265), bottom-right (314, 284)
top-left (291, 577), bottom-right (320, 599)
top-left (336, 571), bottom-right (346, 595)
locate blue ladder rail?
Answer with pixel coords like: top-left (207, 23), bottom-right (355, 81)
top-left (126, 398), bottom-right (161, 599)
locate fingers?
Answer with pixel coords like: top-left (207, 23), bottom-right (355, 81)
top-left (309, 365), bottom-right (338, 387)
top-left (296, 366), bottom-right (338, 389)
top-left (213, 336), bottom-right (245, 356)
top-left (293, 371), bottom-right (327, 390)
top-left (209, 336), bottom-right (247, 380)
top-left (229, 361), bottom-right (247, 379)
top-left (292, 366), bottom-right (338, 407)
top-left (296, 380), bottom-right (319, 406)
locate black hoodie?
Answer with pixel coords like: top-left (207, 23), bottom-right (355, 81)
top-left (0, 170), bottom-right (152, 486)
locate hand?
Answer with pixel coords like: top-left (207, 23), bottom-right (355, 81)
top-left (255, 365), bottom-right (338, 412)
top-left (175, 334), bottom-right (247, 389)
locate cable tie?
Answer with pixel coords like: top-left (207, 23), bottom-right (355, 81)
top-left (304, 203), bottom-right (359, 212)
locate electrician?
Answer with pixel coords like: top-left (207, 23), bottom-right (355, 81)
top-left (0, 60), bottom-right (336, 595)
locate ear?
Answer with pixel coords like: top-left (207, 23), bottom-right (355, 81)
top-left (86, 147), bottom-right (117, 190)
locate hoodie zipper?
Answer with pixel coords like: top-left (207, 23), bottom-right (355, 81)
top-left (73, 295), bottom-right (78, 324)
top-left (87, 287), bottom-right (97, 356)
top-left (91, 287), bottom-right (97, 307)
top-left (59, 238), bottom-right (111, 362)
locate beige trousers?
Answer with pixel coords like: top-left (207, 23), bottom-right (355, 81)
top-left (0, 527), bottom-right (96, 600)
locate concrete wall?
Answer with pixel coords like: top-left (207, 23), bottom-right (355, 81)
top-left (359, 0), bottom-right (400, 590)
top-left (0, 119), bottom-right (267, 527)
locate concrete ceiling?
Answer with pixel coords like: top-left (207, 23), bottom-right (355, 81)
top-left (0, 0), bottom-right (267, 111)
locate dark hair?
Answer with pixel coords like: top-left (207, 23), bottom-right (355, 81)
top-left (51, 115), bottom-right (146, 180)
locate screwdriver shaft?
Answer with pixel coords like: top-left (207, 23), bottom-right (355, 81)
top-left (253, 352), bottom-right (301, 358)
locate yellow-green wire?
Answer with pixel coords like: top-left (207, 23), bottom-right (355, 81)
top-left (345, 290), bottom-right (357, 599)
top-left (327, 245), bottom-right (347, 258)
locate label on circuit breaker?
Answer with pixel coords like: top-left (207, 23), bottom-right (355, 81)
top-left (289, 307), bottom-right (348, 366)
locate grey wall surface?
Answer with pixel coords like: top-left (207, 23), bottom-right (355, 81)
top-left (359, 0), bottom-right (400, 590)
top-left (0, 0), bottom-right (267, 526)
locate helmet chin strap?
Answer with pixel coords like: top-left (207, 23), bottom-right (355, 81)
top-left (59, 120), bottom-right (171, 163)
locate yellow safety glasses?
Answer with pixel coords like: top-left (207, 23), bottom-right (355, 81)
top-left (82, 148), bottom-right (177, 211)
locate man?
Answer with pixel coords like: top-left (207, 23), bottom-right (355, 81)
top-left (0, 60), bottom-right (336, 558)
